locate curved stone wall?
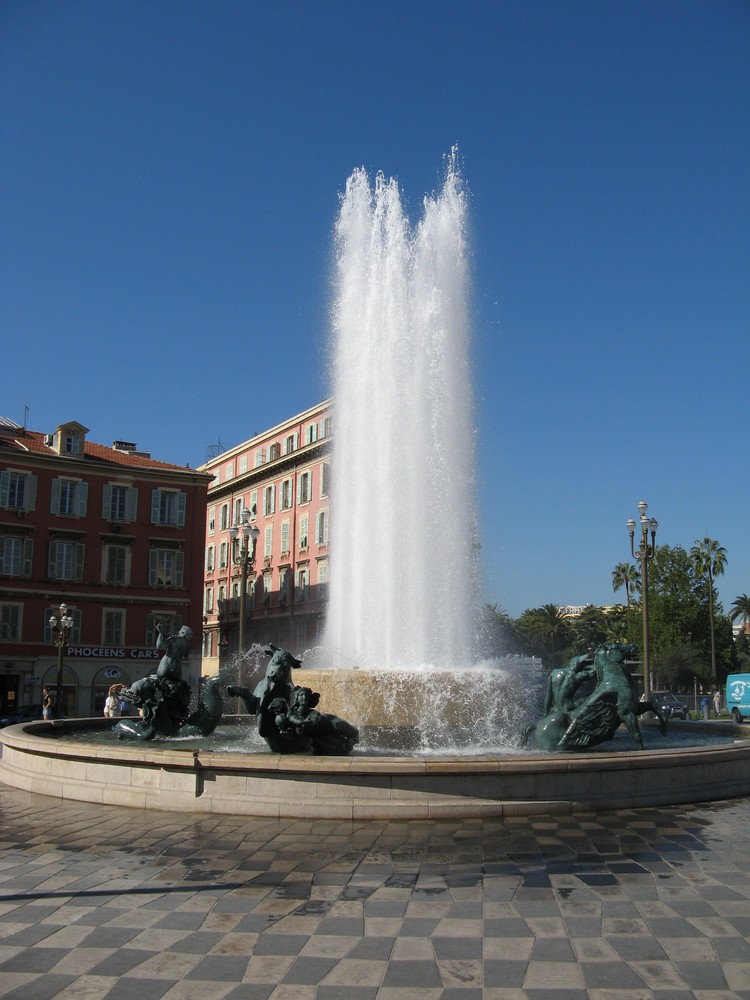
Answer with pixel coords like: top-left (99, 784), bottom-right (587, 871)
top-left (2, 719), bottom-right (749, 819)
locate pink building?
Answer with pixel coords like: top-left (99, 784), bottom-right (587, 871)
top-left (198, 400), bottom-right (332, 673)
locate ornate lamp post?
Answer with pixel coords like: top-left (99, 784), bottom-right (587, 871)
top-left (229, 507), bottom-right (260, 654)
top-left (627, 500), bottom-right (658, 701)
top-left (49, 602), bottom-right (74, 717)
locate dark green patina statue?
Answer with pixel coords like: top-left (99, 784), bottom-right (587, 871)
top-left (228, 644), bottom-right (359, 755)
top-left (114, 623), bottom-right (223, 741)
top-left (522, 642), bottom-right (668, 751)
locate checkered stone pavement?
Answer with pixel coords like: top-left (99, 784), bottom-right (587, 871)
top-left (0, 784), bottom-right (749, 998)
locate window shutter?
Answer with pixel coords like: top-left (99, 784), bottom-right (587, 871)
top-left (78, 481), bottom-right (88, 517)
top-left (149, 549), bottom-right (158, 585)
top-left (50, 479), bottom-right (61, 514)
top-left (176, 491), bottom-right (186, 527)
top-left (0, 471), bottom-right (8, 507)
top-left (102, 485), bottom-right (112, 519)
top-left (151, 490), bottom-right (161, 524)
top-left (26, 475), bottom-right (37, 511)
top-left (127, 487), bottom-right (138, 522)
top-left (74, 543), bottom-right (85, 582)
top-left (48, 541), bottom-right (58, 578)
top-left (281, 522), bottom-right (289, 553)
top-left (22, 537), bottom-right (33, 577)
top-left (175, 551), bottom-right (184, 588)
top-left (145, 614), bottom-right (155, 646)
top-left (297, 476), bottom-right (302, 504)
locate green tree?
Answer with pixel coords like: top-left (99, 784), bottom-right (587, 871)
top-left (690, 537), bottom-right (728, 683)
top-left (518, 604), bottom-right (572, 670)
top-left (730, 594), bottom-right (750, 636)
top-left (571, 605), bottom-right (609, 655)
top-left (611, 562), bottom-right (640, 608)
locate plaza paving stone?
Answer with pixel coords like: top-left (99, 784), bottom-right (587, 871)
top-left (0, 783), bottom-right (748, 998)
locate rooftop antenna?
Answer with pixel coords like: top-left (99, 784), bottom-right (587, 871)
top-left (23, 398), bottom-right (29, 430)
top-left (205, 437), bottom-right (224, 461)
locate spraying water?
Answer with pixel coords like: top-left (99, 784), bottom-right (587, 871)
top-left (324, 153), bottom-right (479, 669)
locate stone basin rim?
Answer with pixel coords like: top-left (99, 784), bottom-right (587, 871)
top-left (2, 718), bottom-right (750, 819)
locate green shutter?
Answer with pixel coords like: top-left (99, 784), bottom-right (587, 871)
top-left (74, 543), bottom-right (85, 582)
top-left (50, 479), bottom-right (61, 514)
top-left (78, 482), bottom-right (88, 517)
top-left (0, 471), bottom-right (9, 507)
top-left (151, 490), bottom-right (161, 524)
top-left (102, 485), bottom-right (112, 518)
top-left (22, 537), bottom-right (33, 577)
top-left (176, 491), bottom-right (186, 527)
top-left (127, 487), bottom-right (138, 522)
top-left (175, 551), bottom-right (184, 588)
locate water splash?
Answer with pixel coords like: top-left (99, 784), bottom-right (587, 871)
top-left (324, 152), bottom-right (479, 669)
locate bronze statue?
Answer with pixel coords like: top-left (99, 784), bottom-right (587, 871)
top-left (522, 643), bottom-right (668, 751)
top-left (114, 624), bottom-right (223, 741)
top-left (228, 645), bottom-right (359, 755)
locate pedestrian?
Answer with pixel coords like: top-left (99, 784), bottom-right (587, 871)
top-left (103, 685), bottom-right (122, 718)
top-left (42, 688), bottom-right (52, 720)
top-left (713, 690), bottom-right (721, 717)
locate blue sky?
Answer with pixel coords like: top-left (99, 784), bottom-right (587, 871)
top-left (2, 1), bottom-right (748, 618)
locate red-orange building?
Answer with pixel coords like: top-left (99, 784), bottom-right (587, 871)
top-left (198, 400), bottom-right (332, 675)
top-left (0, 417), bottom-right (211, 719)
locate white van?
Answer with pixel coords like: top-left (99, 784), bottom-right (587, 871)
top-left (726, 674), bottom-right (750, 724)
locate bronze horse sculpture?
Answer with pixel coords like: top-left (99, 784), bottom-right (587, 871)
top-left (522, 642), bottom-right (668, 751)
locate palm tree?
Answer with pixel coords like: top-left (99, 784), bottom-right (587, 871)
top-left (690, 537), bottom-right (728, 682)
top-left (730, 594), bottom-right (750, 635)
top-left (611, 562), bottom-right (640, 608)
top-left (521, 604), bottom-right (571, 670)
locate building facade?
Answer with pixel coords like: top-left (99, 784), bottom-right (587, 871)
top-left (198, 400), bottom-right (332, 675)
top-left (0, 418), bottom-right (211, 719)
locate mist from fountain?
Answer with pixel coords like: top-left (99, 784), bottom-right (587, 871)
top-left (323, 152), bottom-right (479, 670)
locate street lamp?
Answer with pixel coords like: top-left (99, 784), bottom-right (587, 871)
top-left (49, 602), bottom-right (74, 718)
top-left (627, 499), bottom-right (658, 701)
top-left (229, 507), bottom-right (260, 654)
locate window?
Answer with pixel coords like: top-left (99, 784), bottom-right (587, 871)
top-left (281, 520), bottom-right (290, 556)
top-left (320, 416), bottom-right (332, 438)
top-left (299, 514), bottom-right (309, 550)
top-left (283, 433), bottom-right (297, 455)
top-left (0, 470), bottom-right (37, 511)
top-left (51, 478), bottom-right (88, 517)
top-left (279, 567), bottom-right (290, 604)
top-left (268, 442), bottom-right (280, 461)
top-left (205, 545), bottom-right (215, 573)
top-left (298, 470), bottom-right (312, 504)
top-left (262, 572), bottom-right (272, 604)
top-left (103, 609), bottom-right (125, 645)
top-left (239, 455), bottom-right (247, 474)
top-left (1, 536), bottom-right (33, 577)
top-left (0, 604), bottom-right (21, 641)
top-left (249, 491), bottom-right (258, 519)
top-left (102, 484), bottom-right (137, 521)
top-left (320, 462), bottom-right (331, 498)
top-left (295, 566), bottom-right (309, 602)
top-left (316, 510), bottom-right (329, 545)
top-left (204, 585), bottom-right (214, 613)
top-left (208, 507), bottom-right (216, 535)
top-left (264, 524), bottom-right (273, 559)
top-left (103, 543), bottom-right (129, 584)
top-left (64, 432), bottom-right (81, 454)
top-left (305, 423), bottom-right (318, 445)
top-left (262, 484), bottom-right (275, 516)
top-left (149, 549), bottom-right (185, 587)
top-left (254, 447), bottom-right (265, 468)
top-left (220, 503), bottom-right (230, 531)
top-left (225, 461), bottom-right (234, 481)
top-left (318, 561), bottom-right (329, 599)
top-left (145, 612), bottom-right (182, 646)
top-left (233, 498), bottom-right (243, 524)
top-left (280, 477), bottom-right (293, 510)
top-left (150, 489), bottom-right (186, 527)
top-left (202, 631), bottom-right (213, 657)
top-left (219, 541), bottom-right (228, 568)
top-left (49, 540), bottom-right (85, 581)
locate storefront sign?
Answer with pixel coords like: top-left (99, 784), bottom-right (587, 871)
top-left (66, 646), bottom-right (159, 660)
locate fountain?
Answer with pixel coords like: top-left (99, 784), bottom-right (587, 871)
top-left (2, 155), bottom-right (750, 816)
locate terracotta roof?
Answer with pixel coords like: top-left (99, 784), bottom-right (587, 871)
top-left (0, 427), bottom-right (204, 474)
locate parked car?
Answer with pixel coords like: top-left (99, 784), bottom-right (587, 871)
top-left (0, 704), bottom-right (43, 728)
top-left (641, 691), bottom-right (687, 720)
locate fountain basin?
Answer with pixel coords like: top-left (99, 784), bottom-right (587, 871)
top-left (2, 719), bottom-right (749, 819)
